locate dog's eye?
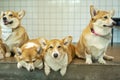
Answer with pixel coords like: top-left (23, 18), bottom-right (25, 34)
top-left (104, 16), bottom-right (108, 19)
top-left (49, 46), bottom-right (53, 49)
top-left (9, 14), bottom-right (13, 17)
top-left (58, 46), bottom-right (61, 48)
top-left (33, 60), bottom-right (36, 63)
top-left (3, 13), bottom-right (5, 16)
top-left (25, 61), bottom-right (29, 63)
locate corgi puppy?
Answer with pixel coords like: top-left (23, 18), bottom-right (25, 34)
top-left (76, 5), bottom-right (116, 64)
top-left (41, 36), bottom-right (75, 76)
top-left (0, 39), bottom-right (11, 59)
top-left (14, 38), bottom-right (45, 72)
top-left (0, 10), bottom-right (29, 56)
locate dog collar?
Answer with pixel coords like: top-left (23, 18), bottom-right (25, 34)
top-left (91, 28), bottom-right (103, 36)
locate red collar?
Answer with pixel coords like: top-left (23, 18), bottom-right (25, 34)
top-left (91, 28), bottom-right (102, 36)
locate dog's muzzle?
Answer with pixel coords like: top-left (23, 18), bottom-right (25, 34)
top-left (103, 21), bottom-right (116, 28)
top-left (3, 17), bottom-right (13, 25)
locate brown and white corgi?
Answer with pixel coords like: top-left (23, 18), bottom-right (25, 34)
top-left (41, 36), bottom-right (75, 76)
top-left (0, 10), bottom-right (29, 56)
top-left (76, 5), bottom-right (116, 64)
top-left (14, 38), bottom-right (45, 72)
top-left (0, 39), bottom-right (10, 59)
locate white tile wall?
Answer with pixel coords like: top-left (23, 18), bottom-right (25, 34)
top-left (0, 0), bottom-right (119, 42)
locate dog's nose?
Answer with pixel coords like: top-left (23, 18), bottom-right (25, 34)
top-left (3, 17), bottom-right (7, 21)
top-left (112, 21), bottom-right (116, 25)
top-left (53, 53), bottom-right (58, 58)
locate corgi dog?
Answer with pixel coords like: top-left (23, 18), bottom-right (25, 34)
top-left (76, 5), bottom-right (116, 64)
top-left (14, 38), bottom-right (45, 72)
top-left (0, 10), bottom-right (29, 56)
top-left (41, 36), bottom-right (75, 76)
top-left (0, 39), bottom-right (10, 59)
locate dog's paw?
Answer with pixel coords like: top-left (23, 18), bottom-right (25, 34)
top-left (45, 68), bottom-right (50, 76)
top-left (17, 63), bottom-right (22, 69)
top-left (5, 52), bottom-right (11, 57)
top-left (98, 58), bottom-right (106, 64)
top-left (60, 67), bottom-right (67, 76)
top-left (86, 59), bottom-right (92, 64)
top-left (0, 54), bottom-right (4, 59)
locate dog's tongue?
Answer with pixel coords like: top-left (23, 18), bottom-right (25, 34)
top-left (4, 21), bottom-right (9, 25)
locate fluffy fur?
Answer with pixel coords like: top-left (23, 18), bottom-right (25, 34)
top-left (41, 36), bottom-right (75, 76)
top-left (14, 38), bottom-right (44, 71)
top-left (76, 5), bottom-right (116, 64)
top-left (0, 10), bottom-right (29, 56)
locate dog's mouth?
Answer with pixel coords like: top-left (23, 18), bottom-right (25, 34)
top-left (3, 20), bottom-right (13, 25)
top-left (103, 21), bottom-right (116, 28)
top-left (103, 25), bottom-right (114, 28)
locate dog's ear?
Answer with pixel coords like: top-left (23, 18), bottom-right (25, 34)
top-left (39, 38), bottom-right (47, 49)
top-left (90, 5), bottom-right (97, 18)
top-left (63, 36), bottom-right (72, 46)
top-left (37, 47), bottom-right (42, 54)
top-left (15, 47), bottom-right (22, 56)
top-left (109, 9), bottom-right (115, 17)
top-left (1, 11), bottom-right (4, 17)
top-left (18, 10), bottom-right (25, 19)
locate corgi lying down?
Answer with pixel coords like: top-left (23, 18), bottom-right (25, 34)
top-left (76, 5), bottom-right (116, 64)
top-left (41, 36), bottom-right (75, 76)
top-left (14, 38), bottom-right (45, 72)
top-left (0, 10), bottom-right (29, 56)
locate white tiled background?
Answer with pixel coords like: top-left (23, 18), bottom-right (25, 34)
top-left (0, 0), bottom-right (119, 42)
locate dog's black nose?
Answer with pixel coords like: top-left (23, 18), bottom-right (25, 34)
top-left (53, 53), bottom-right (58, 58)
top-left (3, 17), bottom-right (7, 21)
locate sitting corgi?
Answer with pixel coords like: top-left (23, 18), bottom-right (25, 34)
top-left (0, 10), bottom-right (29, 56)
top-left (41, 36), bottom-right (75, 76)
top-left (0, 39), bottom-right (11, 59)
top-left (76, 5), bottom-right (116, 64)
top-left (14, 38), bottom-right (45, 72)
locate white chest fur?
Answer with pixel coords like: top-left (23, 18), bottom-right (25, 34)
top-left (86, 33), bottom-right (111, 58)
top-left (45, 53), bottom-right (68, 71)
top-left (1, 24), bottom-right (12, 41)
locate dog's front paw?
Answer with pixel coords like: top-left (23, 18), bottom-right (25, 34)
top-left (17, 63), bottom-right (22, 69)
top-left (5, 52), bottom-right (11, 57)
top-left (60, 67), bottom-right (67, 76)
top-left (45, 68), bottom-right (50, 76)
top-left (0, 54), bottom-right (4, 59)
top-left (98, 58), bottom-right (106, 64)
top-left (86, 59), bottom-right (92, 64)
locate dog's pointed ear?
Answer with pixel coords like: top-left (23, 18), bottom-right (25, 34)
top-left (18, 10), bottom-right (25, 19)
top-left (109, 9), bottom-right (115, 17)
top-left (37, 47), bottom-right (42, 54)
top-left (90, 5), bottom-right (97, 18)
top-left (39, 38), bottom-right (47, 49)
top-left (63, 36), bottom-right (72, 46)
top-left (14, 47), bottom-right (22, 56)
top-left (1, 11), bottom-right (4, 16)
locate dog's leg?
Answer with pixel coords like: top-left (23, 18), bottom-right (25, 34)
top-left (0, 53), bottom-right (4, 59)
top-left (34, 60), bottom-right (43, 70)
top-left (4, 43), bottom-right (11, 57)
top-left (17, 62), bottom-right (23, 69)
top-left (60, 66), bottom-right (67, 76)
top-left (103, 53), bottom-right (114, 61)
top-left (85, 53), bottom-right (92, 64)
top-left (44, 62), bottom-right (50, 76)
top-left (98, 54), bottom-right (106, 64)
